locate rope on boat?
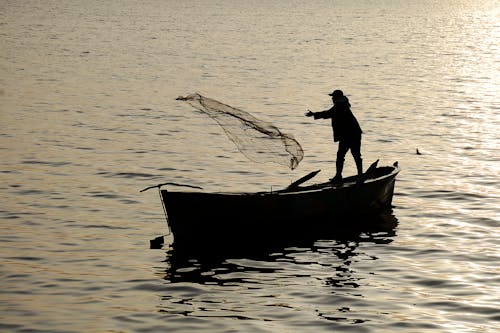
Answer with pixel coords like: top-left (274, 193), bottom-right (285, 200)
top-left (140, 182), bottom-right (202, 238)
top-left (158, 186), bottom-right (172, 237)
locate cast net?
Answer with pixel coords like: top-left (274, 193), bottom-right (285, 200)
top-left (176, 93), bottom-right (304, 170)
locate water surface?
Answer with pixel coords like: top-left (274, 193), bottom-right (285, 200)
top-left (1, 0), bottom-right (499, 332)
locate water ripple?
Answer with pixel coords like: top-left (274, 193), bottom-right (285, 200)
top-left (1, 0), bottom-right (499, 332)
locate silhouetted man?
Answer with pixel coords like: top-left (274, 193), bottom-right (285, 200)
top-left (305, 89), bottom-right (362, 182)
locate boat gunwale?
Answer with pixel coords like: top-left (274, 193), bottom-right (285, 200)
top-left (161, 165), bottom-right (400, 197)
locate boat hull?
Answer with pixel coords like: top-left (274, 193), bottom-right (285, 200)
top-left (161, 165), bottom-right (399, 248)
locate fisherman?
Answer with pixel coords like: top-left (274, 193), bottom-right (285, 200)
top-left (305, 89), bottom-right (363, 182)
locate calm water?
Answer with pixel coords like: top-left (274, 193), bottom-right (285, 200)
top-left (1, 0), bottom-right (499, 332)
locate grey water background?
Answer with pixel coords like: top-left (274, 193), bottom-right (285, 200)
top-left (1, 0), bottom-right (499, 332)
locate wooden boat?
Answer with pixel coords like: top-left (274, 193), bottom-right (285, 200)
top-left (146, 161), bottom-right (400, 249)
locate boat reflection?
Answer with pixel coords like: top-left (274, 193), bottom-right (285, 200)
top-left (155, 212), bottom-right (399, 324)
top-left (161, 211), bottom-right (398, 284)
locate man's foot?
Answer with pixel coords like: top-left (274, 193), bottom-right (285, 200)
top-left (330, 175), bottom-right (343, 184)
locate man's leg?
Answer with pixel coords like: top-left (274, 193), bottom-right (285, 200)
top-left (334, 141), bottom-right (349, 180)
top-left (350, 139), bottom-right (362, 176)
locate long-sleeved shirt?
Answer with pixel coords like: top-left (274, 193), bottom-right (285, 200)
top-left (313, 96), bottom-right (362, 142)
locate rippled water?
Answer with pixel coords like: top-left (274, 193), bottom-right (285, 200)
top-left (1, 0), bottom-right (499, 332)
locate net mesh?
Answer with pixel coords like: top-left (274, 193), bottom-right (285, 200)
top-left (176, 93), bottom-right (304, 170)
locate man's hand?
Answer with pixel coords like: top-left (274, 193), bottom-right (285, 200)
top-left (305, 110), bottom-right (314, 117)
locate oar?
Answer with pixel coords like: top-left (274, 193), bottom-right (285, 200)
top-left (356, 159), bottom-right (379, 185)
top-left (285, 169), bottom-right (321, 190)
top-left (365, 159), bottom-right (379, 174)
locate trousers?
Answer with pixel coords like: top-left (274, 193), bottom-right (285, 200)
top-left (336, 138), bottom-right (362, 176)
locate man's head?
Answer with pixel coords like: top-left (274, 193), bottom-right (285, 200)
top-left (328, 89), bottom-right (344, 101)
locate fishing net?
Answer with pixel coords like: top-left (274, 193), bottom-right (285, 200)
top-left (176, 93), bottom-right (304, 170)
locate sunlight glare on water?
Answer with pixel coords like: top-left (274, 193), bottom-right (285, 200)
top-left (0, 0), bottom-right (499, 332)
